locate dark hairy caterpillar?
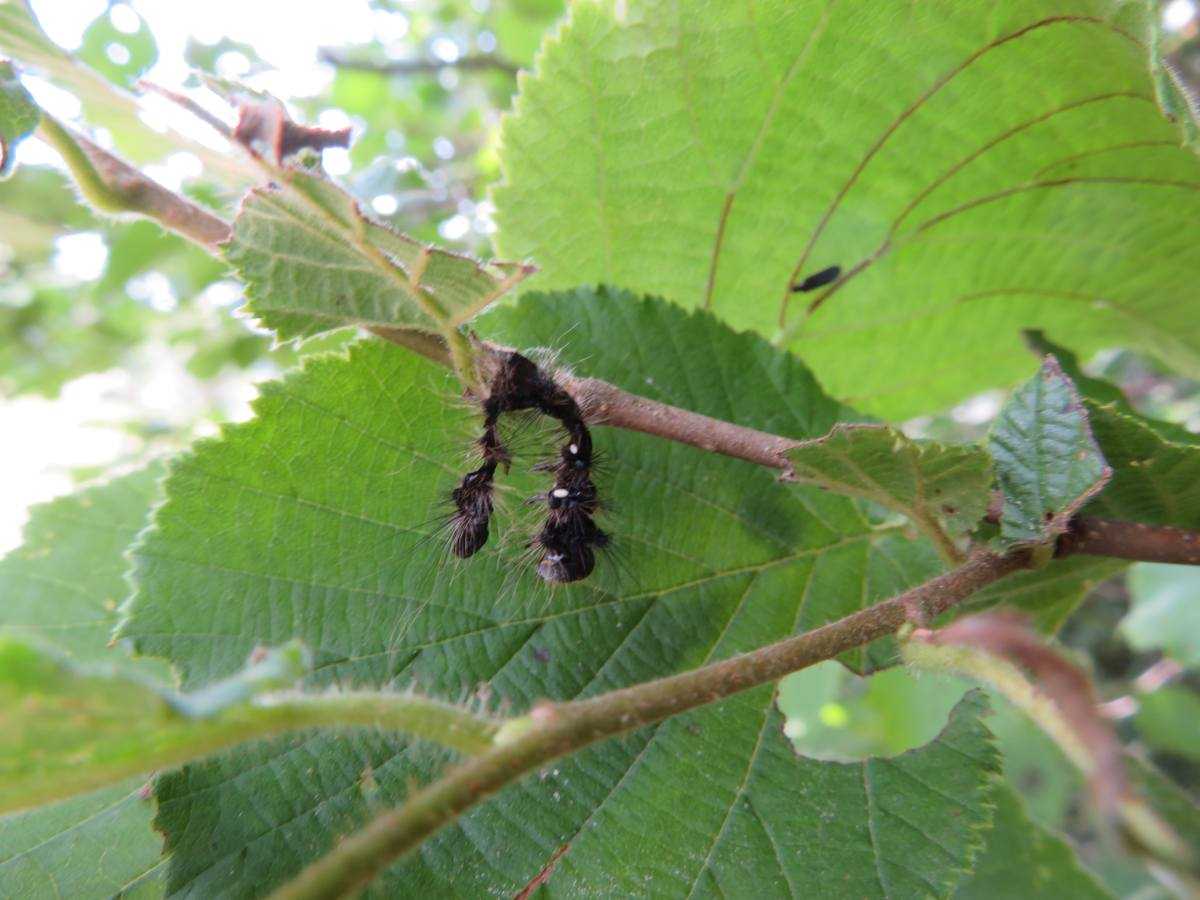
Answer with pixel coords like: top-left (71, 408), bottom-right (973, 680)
top-left (448, 351), bottom-right (609, 583)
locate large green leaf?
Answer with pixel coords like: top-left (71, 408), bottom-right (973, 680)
top-left (226, 170), bottom-right (533, 340)
top-left (0, 59), bottom-right (37, 177)
top-left (0, 467), bottom-right (170, 897)
top-left (954, 781), bottom-right (1108, 899)
top-left (988, 357), bottom-right (1110, 545)
top-left (120, 290), bottom-right (919, 687)
top-left (493, 0), bottom-right (1200, 417)
top-left (0, 464), bottom-right (169, 681)
top-left (0, 777), bottom-right (165, 899)
top-left (119, 291), bottom-right (1012, 895)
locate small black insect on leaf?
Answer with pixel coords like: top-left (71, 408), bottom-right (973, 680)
top-left (791, 264), bottom-right (841, 293)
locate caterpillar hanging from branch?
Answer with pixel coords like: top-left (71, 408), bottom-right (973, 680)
top-left (448, 350), bottom-right (609, 583)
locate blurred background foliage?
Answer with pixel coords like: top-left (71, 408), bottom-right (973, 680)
top-left (0, 2), bottom-right (1197, 895)
top-left (0, 0), bottom-right (562, 547)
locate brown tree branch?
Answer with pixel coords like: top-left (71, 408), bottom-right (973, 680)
top-left (38, 134), bottom-right (1200, 568)
top-left (372, 326), bottom-right (802, 472)
top-left (270, 548), bottom-right (1032, 900)
top-left (1059, 517), bottom-right (1200, 565)
top-left (138, 81), bottom-right (235, 139)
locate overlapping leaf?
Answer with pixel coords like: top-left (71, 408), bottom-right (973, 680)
top-left (1024, 332), bottom-right (1200, 529)
top-left (0, 464), bottom-right (169, 680)
top-left (118, 290), bottom-right (1010, 895)
top-left (0, 777), bottom-right (165, 899)
top-left (0, 467), bottom-right (169, 897)
top-left (494, 0), bottom-right (1200, 417)
top-left (954, 782), bottom-right (1108, 899)
top-left (787, 424), bottom-right (992, 543)
top-left (226, 170), bottom-right (533, 340)
top-left (988, 357), bottom-right (1110, 545)
top-left (0, 636), bottom-right (319, 815)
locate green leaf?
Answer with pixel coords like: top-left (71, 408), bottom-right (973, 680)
top-left (955, 781), bottom-right (1109, 899)
top-left (0, 777), bottom-right (166, 899)
top-left (0, 465), bottom-right (169, 894)
top-left (537, 690), bottom-right (998, 897)
top-left (964, 556), bottom-right (1124, 633)
top-left (226, 170), bottom-right (533, 339)
top-left (786, 423), bottom-right (992, 550)
top-left (1121, 563), bottom-right (1200, 666)
top-left (1021, 331), bottom-right (1200, 529)
top-left (0, 638), bottom-right (316, 814)
top-left (0, 464), bottom-right (169, 680)
top-left (494, 0), bottom-right (1200, 417)
top-left (1136, 686), bottom-right (1200, 761)
top-left (0, 60), bottom-right (38, 178)
top-left (77, 6), bottom-right (157, 88)
top-left (988, 357), bottom-right (1110, 545)
top-left (1, 599), bottom-right (500, 818)
top-left (1084, 407), bottom-right (1200, 528)
top-left (119, 289), bottom-right (1007, 895)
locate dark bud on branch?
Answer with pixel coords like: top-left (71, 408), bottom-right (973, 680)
top-left (233, 100), bottom-right (352, 165)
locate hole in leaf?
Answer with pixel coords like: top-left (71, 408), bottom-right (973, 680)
top-left (778, 662), bottom-right (970, 761)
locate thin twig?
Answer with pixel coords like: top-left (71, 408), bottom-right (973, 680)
top-left (269, 548), bottom-right (1032, 900)
top-left (138, 81), bottom-right (234, 139)
top-left (37, 114), bottom-right (231, 249)
top-left (319, 48), bottom-right (519, 77)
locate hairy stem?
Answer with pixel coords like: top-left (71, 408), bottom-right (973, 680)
top-left (270, 549), bottom-right (1031, 900)
top-left (15, 690), bottom-right (502, 815)
top-left (37, 114), bottom-right (230, 247)
top-left (5, 642), bottom-right (501, 815)
top-left (904, 617), bottom-right (1196, 877)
